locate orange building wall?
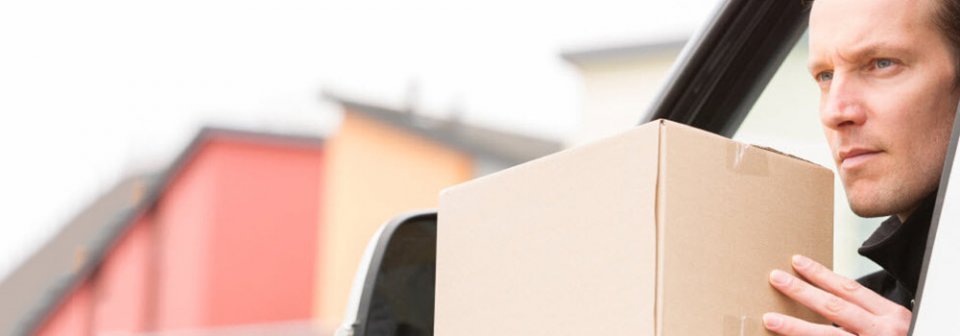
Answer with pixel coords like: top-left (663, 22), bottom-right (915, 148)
top-left (315, 111), bottom-right (474, 324)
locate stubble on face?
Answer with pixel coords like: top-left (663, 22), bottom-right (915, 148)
top-left (809, 0), bottom-right (960, 218)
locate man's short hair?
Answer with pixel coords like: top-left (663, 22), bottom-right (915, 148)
top-left (933, 0), bottom-right (960, 86)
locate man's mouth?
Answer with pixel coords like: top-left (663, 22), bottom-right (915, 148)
top-left (839, 148), bottom-right (881, 170)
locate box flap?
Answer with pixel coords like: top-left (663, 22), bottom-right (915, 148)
top-left (751, 144), bottom-right (824, 168)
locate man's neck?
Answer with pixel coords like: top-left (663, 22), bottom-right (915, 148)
top-left (896, 209), bottom-right (916, 223)
top-left (896, 192), bottom-right (942, 223)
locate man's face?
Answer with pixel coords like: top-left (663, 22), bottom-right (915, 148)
top-left (809, 0), bottom-right (960, 218)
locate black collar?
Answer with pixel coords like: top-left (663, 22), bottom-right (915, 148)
top-left (857, 193), bottom-right (937, 297)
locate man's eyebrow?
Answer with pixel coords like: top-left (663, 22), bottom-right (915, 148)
top-left (842, 42), bottom-right (912, 60)
top-left (807, 41), bottom-right (913, 73)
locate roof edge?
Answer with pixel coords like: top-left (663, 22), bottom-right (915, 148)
top-left (322, 90), bottom-right (562, 165)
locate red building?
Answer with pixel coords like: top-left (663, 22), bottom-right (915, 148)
top-left (0, 128), bottom-right (326, 335)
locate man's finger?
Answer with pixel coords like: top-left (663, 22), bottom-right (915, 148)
top-left (791, 254), bottom-right (904, 315)
top-left (762, 312), bottom-right (853, 336)
top-left (768, 269), bottom-right (878, 333)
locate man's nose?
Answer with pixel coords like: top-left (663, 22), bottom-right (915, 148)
top-left (820, 75), bottom-right (866, 130)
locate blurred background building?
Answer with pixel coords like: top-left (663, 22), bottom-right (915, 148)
top-left (0, 0), bottom-right (886, 334)
top-left (561, 38), bottom-right (686, 145)
top-left (1, 129), bottom-right (326, 335)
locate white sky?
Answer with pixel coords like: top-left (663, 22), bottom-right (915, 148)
top-left (0, 0), bottom-right (720, 280)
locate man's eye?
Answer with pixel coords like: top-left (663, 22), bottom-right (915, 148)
top-left (875, 58), bottom-right (895, 69)
top-left (816, 71), bottom-right (834, 82)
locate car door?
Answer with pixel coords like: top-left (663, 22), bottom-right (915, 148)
top-left (337, 0), bottom-right (957, 334)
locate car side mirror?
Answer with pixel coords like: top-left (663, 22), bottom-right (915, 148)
top-left (335, 210), bottom-right (437, 336)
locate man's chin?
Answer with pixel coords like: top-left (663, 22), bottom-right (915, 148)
top-left (846, 193), bottom-right (912, 219)
top-left (848, 203), bottom-right (891, 218)
top-left (845, 188), bottom-right (898, 218)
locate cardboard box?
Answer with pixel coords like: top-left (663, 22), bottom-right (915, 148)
top-left (436, 120), bottom-right (833, 335)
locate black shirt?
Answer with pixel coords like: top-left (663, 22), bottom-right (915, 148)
top-left (856, 192), bottom-right (937, 310)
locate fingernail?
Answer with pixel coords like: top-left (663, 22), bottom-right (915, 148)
top-left (763, 313), bottom-right (783, 329)
top-left (770, 270), bottom-right (791, 285)
top-left (792, 255), bottom-right (811, 268)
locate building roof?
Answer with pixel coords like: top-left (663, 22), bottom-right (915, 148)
top-left (322, 92), bottom-right (562, 165)
top-left (0, 127), bottom-right (324, 335)
top-left (0, 175), bottom-right (155, 335)
top-left (560, 38), bottom-right (688, 67)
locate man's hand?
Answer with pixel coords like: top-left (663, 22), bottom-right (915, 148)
top-left (763, 255), bottom-right (912, 336)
